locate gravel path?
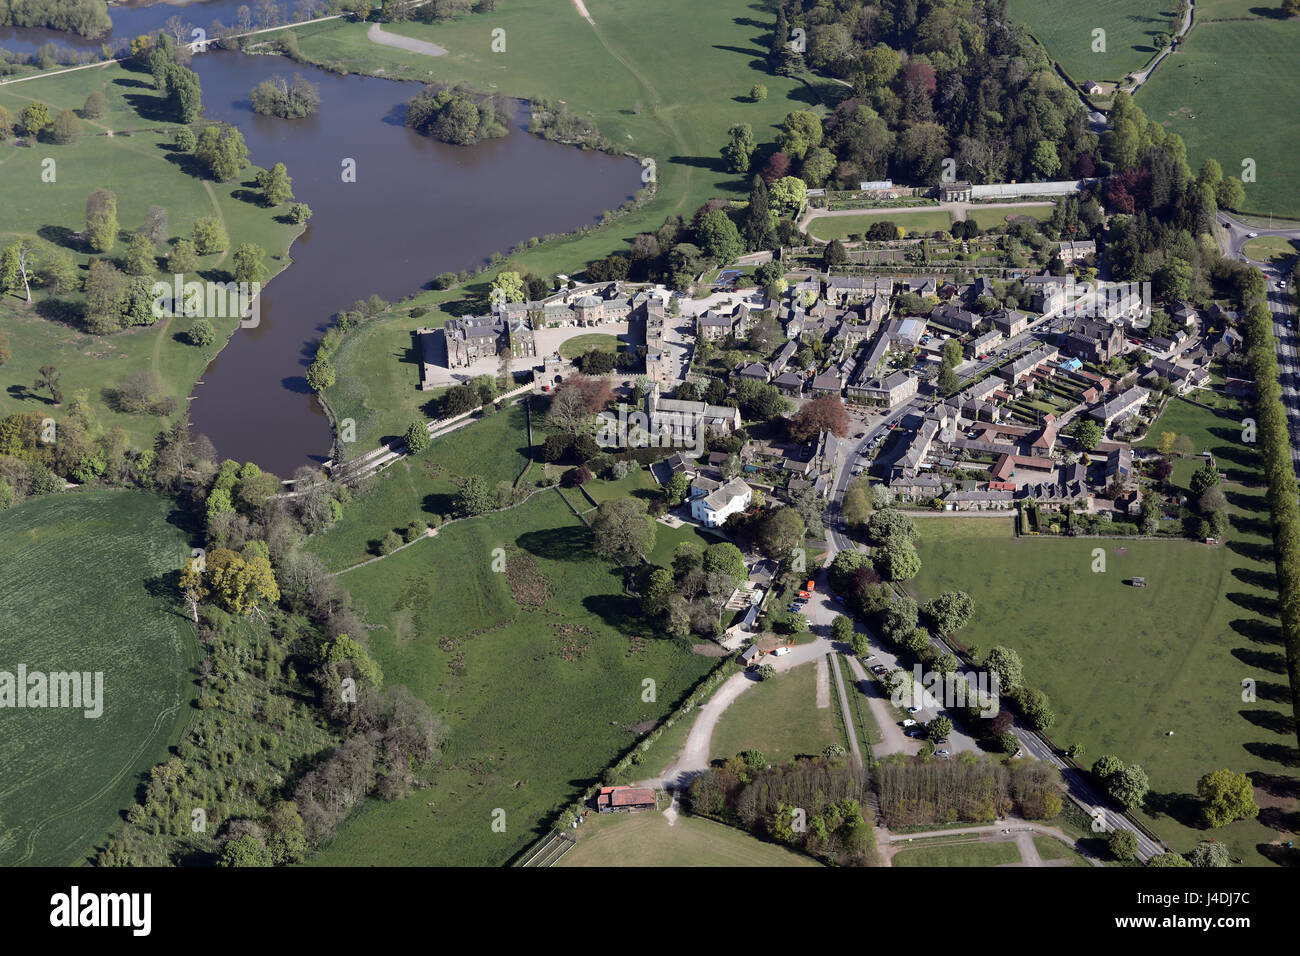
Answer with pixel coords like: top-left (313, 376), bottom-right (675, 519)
top-left (367, 22), bottom-right (447, 56)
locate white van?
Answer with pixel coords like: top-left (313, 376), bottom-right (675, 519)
top-left (773, 647), bottom-right (791, 657)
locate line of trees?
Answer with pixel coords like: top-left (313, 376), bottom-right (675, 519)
top-left (1242, 300), bottom-right (1300, 751)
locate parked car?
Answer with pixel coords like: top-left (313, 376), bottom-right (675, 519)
top-left (901, 718), bottom-right (917, 728)
top-left (863, 654), bottom-right (876, 662)
top-left (872, 665), bottom-right (887, 675)
top-left (935, 749), bottom-right (951, 758)
top-left (907, 705), bottom-right (921, 714)
top-left (772, 647), bottom-right (791, 657)
top-left (906, 728), bottom-right (923, 738)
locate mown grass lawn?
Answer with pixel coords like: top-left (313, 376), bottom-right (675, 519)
top-left (1243, 236), bottom-right (1299, 264)
top-left (559, 332), bottom-right (620, 360)
top-left (0, 63), bottom-right (301, 450)
top-left (1008, 0), bottom-right (1171, 83)
top-left (0, 489), bottom-right (198, 866)
top-left (908, 398), bottom-right (1296, 863)
top-left (306, 488), bottom-right (716, 867)
top-left (806, 209), bottom-right (955, 240)
top-left (892, 838), bottom-right (1023, 867)
top-left (709, 659), bottom-right (844, 763)
top-left (1136, 19), bottom-right (1300, 219)
top-left (1033, 834), bottom-right (1093, 866)
top-left (558, 809), bottom-right (821, 867)
top-left (964, 204), bottom-right (1055, 230)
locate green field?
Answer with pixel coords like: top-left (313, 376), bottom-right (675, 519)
top-left (806, 209), bottom-right (956, 240)
top-left (559, 333), bottom-right (621, 360)
top-left (1242, 235), bottom-right (1299, 264)
top-left (1136, 19), bottom-right (1300, 218)
top-left (558, 809), bottom-right (821, 867)
top-left (1010, 0), bottom-right (1172, 83)
top-left (965, 205), bottom-right (1055, 229)
top-left (0, 63), bottom-right (301, 450)
top-left (310, 401), bottom-right (532, 570)
top-left (294, 0), bottom-right (838, 281)
top-left (709, 659), bottom-right (844, 762)
top-left (0, 490), bottom-right (198, 866)
top-left (1033, 834), bottom-right (1093, 866)
top-left (892, 837), bottom-right (1024, 867)
top-left (307, 488), bottom-right (716, 866)
top-left (909, 400), bottom-right (1295, 862)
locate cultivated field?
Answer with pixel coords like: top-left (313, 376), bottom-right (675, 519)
top-left (1136, 19), bottom-right (1300, 219)
top-left (307, 488), bottom-right (716, 866)
top-left (0, 63), bottom-right (301, 449)
top-left (1009, 0), bottom-right (1173, 84)
top-left (909, 399), bottom-right (1296, 862)
top-left (0, 490), bottom-right (197, 866)
top-left (557, 809), bottom-right (822, 867)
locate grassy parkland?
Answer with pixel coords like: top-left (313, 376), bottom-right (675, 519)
top-left (558, 808), bottom-right (822, 867)
top-left (306, 486), bottom-right (717, 866)
top-left (1136, 17), bottom-right (1300, 219)
top-left (1008, 0), bottom-right (1172, 84)
top-left (0, 489), bottom-right (198, 866)
top-left (908, 398), bottom-right (1295, 863)
top-left (0, 61), bottom-right (301, 450)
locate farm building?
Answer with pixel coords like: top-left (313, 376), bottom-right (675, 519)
top-left (595, 786), bottom-right (657, 813)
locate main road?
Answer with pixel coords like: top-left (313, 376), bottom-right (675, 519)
top-left (1219, 212), bottom-right (1300, 475)
top-left (817, 387), bottom-right (1168, 859)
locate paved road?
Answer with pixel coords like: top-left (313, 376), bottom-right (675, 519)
top-left (1125, 0), bottom-right (1195, 95)
top-left (647, 634), bottom-right (836, 790)
top-left (816, 386), bottom-right (1169, 860)
top-left (1219, 211), bottom-right (1300, 476)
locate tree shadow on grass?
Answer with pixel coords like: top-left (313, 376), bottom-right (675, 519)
top-left (1244, 740), bottom-right (1300, 768)
top-left (1230, 646), bottom-right (1287, 673)
top-left (1226, 537), bottom-right (1273, 562)
top-left (120, 91), bottom-right (173, 124)
top-left (1252, 679), bottom-right (1296, 704)
top-left (36, 225), bottom-right (80, 252)
top-left (1226, 591), bottom-right (1278, 617)
top-left (1231, 566), bottom-right (1278, 591)
top-left (581, 592), bottom-right (648, 634)
top-left (1143, 790), bottom-right (1203, 829)
top-left (1241, 708), bottom-right (1297, 736)
top-left (162, 149), bottom-right (206, 179)
top-left (1257, 843), bottom-right (1300, 866)
top-left (516, 525), bottom-right (592, 561)
top-left (1250, 6), bottom-right (1293, 19)
top-left (33, 297), bottom-right (84, 329)
top-left (1251, 769), bottom-right (1300, 800)
top-left (421, 491), bottom-right (456, 517)
top-left (1230, 616), bottom-right (1284, 645)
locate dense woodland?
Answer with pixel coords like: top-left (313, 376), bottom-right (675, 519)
top-left (688, 753), bottom-right (878, 865)
top-left (774, 0), bottom-right (1096, 188)
top-left (875, 753), bottom-right (1062, 827)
